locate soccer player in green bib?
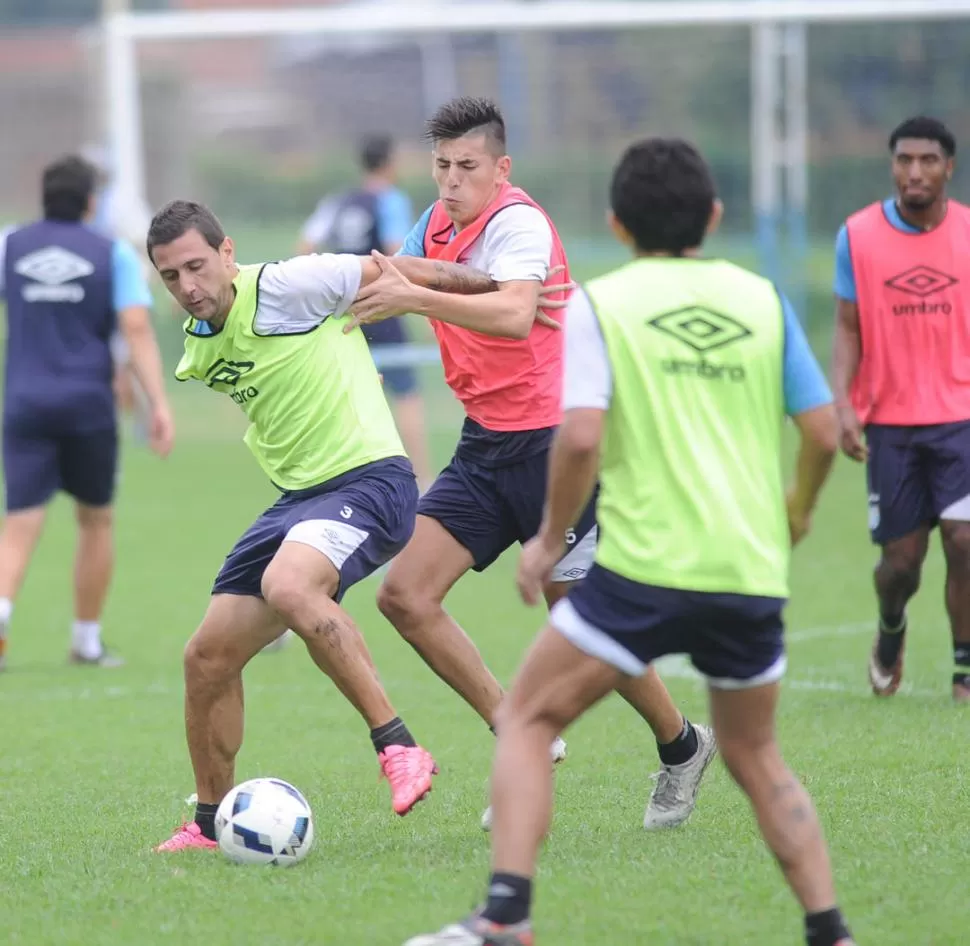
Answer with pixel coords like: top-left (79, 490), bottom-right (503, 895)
top-left (144, 200), bottom-right (553, 852)
top-left (406, 142), bottom-right (854, 946)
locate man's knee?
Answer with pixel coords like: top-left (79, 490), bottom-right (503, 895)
top-left (184, 628), bottom-right (240, 689)
top-left (261, 545), bottom-right (337, 623)
top-left (76, 503), bottom-right (113, 530)
top-left (377, 570), bottom-right (441, 637)
top-left (718, 733), bottom-right (780, 793)
top-left (878, 536), bottom-right (926, 591)
top-left (942, 521), bottom-right (970, 567)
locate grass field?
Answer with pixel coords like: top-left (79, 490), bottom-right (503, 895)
top-left (1, 240), bottom-right (968, 945)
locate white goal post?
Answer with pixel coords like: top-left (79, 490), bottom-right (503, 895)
top-left (101, 0), bottom-right (970, 331)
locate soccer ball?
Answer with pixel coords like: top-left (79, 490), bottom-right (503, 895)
top-left (214, 777), bottom-right (314, 867)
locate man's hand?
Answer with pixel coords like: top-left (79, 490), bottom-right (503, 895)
top-left (517, 533), bottom-right (566, 606)
top-left (836, 402), bottom-right (867, 462)
top-left (344, 251), bottom-right (418, 334)
top-left (148, 403), bottom-right (175, 458)
top-left (533, 264), bottom-right (576, 330)
top-left (786, 489), bottom-right (812, 547)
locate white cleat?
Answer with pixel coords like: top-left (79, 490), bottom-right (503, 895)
top-left (481, 736), bottom-right (567, 831)
top-left (643, 723), bottom-right (717, 830)
top-left (260, 628), bottom-right (295, 654)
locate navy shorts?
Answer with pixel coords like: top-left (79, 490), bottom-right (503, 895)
top-left (362, 319), bottom-right (417, 398)
top-left (551, 564), bottom-right (787, 687)
top-left (213, 456), bottom-right (418, 602)
top-left (2, 419), bottom-right (117, 511)
top-left (418, 424), bottom-right (598, 581)
top-left (866, 421), bottom-right (970, 545)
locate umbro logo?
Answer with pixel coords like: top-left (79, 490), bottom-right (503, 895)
top-left (648, 306), bottom-right (752, 354)
top-left (884, 265), bottom-right (958, 299)
top-left (14, 245), bottom-right (94, 303)
top-left (205, 359), bottom-right (255, 388)
top-left (205, 359), bottom-right (260, 405)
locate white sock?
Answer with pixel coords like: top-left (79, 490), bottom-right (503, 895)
top-left (0, 597), bottom-right (12, 634)
top-left (72, 620), bottom-right (102, 659)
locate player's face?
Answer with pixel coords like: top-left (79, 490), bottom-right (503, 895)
top-left (152, 229), bottom-right (237, 323)
top-left (892, 138), bottom-right (952, 210)
top-left (432, 134), bottom-right (511, 228)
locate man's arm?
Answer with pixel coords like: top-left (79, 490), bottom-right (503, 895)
top-left (114, 247), bottom-right (175, 459)
top-left (781, 296), bottom-right (838, 543)
top-left (517, 290), bottom-right (608, 603)
top-left (364, 254), bottom-right (497, 296)
top-left (830, 225), bottom-right (867, 461)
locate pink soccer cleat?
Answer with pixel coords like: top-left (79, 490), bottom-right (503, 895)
top-left (379, 744), bottom-right (438, 816)
top-left (154, 822), bottom-right (218, 852)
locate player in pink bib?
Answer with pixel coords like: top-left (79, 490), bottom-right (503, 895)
top-left (347, 97), bottom-right (716, 838)
top-left (832, 116), bottom-right (970, 702)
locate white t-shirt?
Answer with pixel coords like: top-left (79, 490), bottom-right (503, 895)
top-left (562, 289), bottom-right (613, 410)
top-left (402, 202), bottom-right (552, 284)
top-left (248, 253), bottom-right (363, 334)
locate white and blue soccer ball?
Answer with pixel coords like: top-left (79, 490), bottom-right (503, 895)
top-left (214, 777), bottom-right (314, 867)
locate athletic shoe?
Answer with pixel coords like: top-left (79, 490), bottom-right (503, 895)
top-left (869, 629), bottom-right (905, 697)
top-left (154, 821), bottom-right (218, 852)
top-left (379, 744), bottom-right (438, 815)
top-left (953, 679), bottom-right (970, 703)
top-left (481, 737), bottom-right (566, 831)
top-left (643, 723), bottom-right (717, 830)
top-left (69, 646), bottom-right (124, 668)
top-left (403, 914), bottom-right (534, 946)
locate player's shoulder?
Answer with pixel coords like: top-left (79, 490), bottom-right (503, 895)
top-left (482, 203), bottom-right (552, 251)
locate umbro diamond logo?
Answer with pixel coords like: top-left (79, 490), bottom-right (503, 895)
top-left (648, 306), bottom-right (752, 354)
top-left (14, 245), bottom-right (94, 303)
top-left (884, 265), bottom-right (958, 298)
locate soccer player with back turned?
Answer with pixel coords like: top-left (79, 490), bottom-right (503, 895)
top-left (146, 200), bottom-right (561, 851)
top-left (833, 116), bottom-right (970, 701)
top-left (350, 98), bottom-right (715, 832)
top-left (0, 156), bottom-right (173, 670)
top-left (405, 139), bottom-right (852, 946)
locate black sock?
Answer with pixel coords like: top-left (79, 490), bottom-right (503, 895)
top-left (194, 802), bottom-right (219, 841)
top-left (480, 872), bottom-right (533, 926)
top-left (805, 907), bottom-right (852, 946)
top-left (370, 717), bottom-right (417, 754)
top-left (953, 644), bottom-right (970, 686)
top-left (657, 718), bottom-right (698, 767)
top-left (876, 611), bottom-right (907, 668)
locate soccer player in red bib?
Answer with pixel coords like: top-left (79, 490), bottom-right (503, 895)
top-left (833, 116), bottom-right (970, 701)
top-left (348, 97), bottom-right (716, 831)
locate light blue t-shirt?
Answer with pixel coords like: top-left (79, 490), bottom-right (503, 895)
top-left (0, 225), bottom-right (151, 313)
top-left (833, 199), bottom-right (921, 302)
top-left (398, 205), bottom-right (434, 257)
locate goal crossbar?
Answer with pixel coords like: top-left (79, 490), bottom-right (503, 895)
top-left (115, 0), bottom-right (970, 42)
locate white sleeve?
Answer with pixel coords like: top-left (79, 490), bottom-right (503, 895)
top-left (562, 289), bottom-right (612, 410)
top-left (253, 253), bottom-right (363, 335)
top-left (478, 204), bottom-right (553, 283)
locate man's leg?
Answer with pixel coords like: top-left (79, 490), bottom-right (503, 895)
top-left (404, 625), bottom-right (622, 946)
top-left (63, 428), bottom-right (122, 666)
top-left (866, 425), bottom-right (933, 696)
top-left (156, 593), bottom-right (284, 852)
top-left (263, 464), bottom-right (436, 815)
top-left (710, 682), bottom-right (854, 946)
top-left (940, 521), bottom-right (970, 700)
top-left (378, 457), bottom-right (515, 728)
top-left (0, 423), bottom-right (60, 668)
top-left (70, 503), bottom-right (119, 665)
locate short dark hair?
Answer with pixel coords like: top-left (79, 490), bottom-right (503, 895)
top-left (146, 200), bottom-right (226, 263)
top-left (423, 96), bottom-right (506, 154)
top-left (610, 138), bottom-right (717, 255)
top-left (42, 155), bottom-right (97, 222)
top-left (359, 134), bottom-right (394, 173)
top-left (889, 116), bottom-right (956, 157)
